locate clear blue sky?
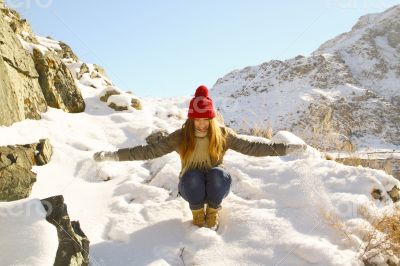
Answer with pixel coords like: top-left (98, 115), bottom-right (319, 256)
top-left (7, 0), bottom-right (400, 97)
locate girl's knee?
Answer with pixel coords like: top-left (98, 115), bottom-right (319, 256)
top-left (180, 169), bottom-right (205, 188)
top-left (207, 167), bottom-right (232, 186)
top-left (206, 169), bottom-right (231, 200)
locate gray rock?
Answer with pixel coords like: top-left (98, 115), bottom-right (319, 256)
top-left (1, 8), bottom-right (38, 44)
top-left (33, 48), bottom-right (85, 113)
top-left (107, 96), bottom-right (142, 111)
top-left (131, 98), bottom-right (142, 110)
top-left (41, 195), bottom-right (89, 266)
top-left (108, 102), bottom-right (128, 111)
top-left (77, 63), bottom-right (89, 80)
top-left (0, 164), bottom-right (36, 201)
top-left (370, 186), bottom-right (400, 203)
top-left (35, 138), bottom-right (53, 166)
top-left (0, 13), bottom-right (47, 126)
top-left (388, 186), bottom-right (400, 202)
top-left (57, 41), bottom-right (78, 61)
top-left (0, 139), bottom-right (52, 201)
top-left (100, 88), bottom-right (120, 102)
top-left (78, 63), bottom-right (111, 86)
top-left (90, 70), bottom-right (101, 79)
top-left (371, 188), bottom-right (382, 200)
top-left (93, 64), bottom-right (107, 77)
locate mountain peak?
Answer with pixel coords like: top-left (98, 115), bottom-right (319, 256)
top-left (315, 4), bottom-right (400, 54)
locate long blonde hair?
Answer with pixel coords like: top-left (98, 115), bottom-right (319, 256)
top-left (179, 118), bottom-right (227, 168)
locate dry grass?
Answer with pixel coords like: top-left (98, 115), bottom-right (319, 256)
top-left (248, 123), bottom-right (273, 139)
top-left (361, 206), bottom-right (400, 264)
top-left (335, 157), bottom-right (363, 166)
top-left (238, 117), bottom-right (273, 139)
top-left (318, 205), bottom-right (353, 241)
top-left (308, 116), bottom-right (355, 154)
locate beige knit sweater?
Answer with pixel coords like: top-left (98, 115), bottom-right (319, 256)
top-left (178, 128), bottom-right (213, 178)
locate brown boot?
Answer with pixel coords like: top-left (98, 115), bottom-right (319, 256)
top-left (191, 208), bottom-right (205, 227)
top-left (205, 206), bottom-right (221, 229)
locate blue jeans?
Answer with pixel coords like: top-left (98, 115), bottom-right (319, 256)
top-left (178, 167), bottom-right (232, 210)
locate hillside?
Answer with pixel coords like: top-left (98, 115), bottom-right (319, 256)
top-left (210, 5), bottom-right (400, 153)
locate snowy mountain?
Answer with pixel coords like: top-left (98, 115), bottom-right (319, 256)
top-left (1, 3), bottom-right (400, 266)
top-left (211, 5), bottom-right (400, 152)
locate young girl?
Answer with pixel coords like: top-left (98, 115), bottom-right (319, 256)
top-left (94, 85), bottom-right (306, 229)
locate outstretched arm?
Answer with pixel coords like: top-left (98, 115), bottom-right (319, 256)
top-left (93, 128), bottom-right (182, 162)
top-left (225, 127), bottom-right (304, 156)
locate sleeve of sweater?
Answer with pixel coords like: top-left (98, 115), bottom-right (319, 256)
top-left (116, 128), bottom-right (182, 161)
top-left (224, 126), bottom-right (287, 156)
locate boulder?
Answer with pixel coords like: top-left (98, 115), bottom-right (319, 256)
top-left (33, 48), bottom-right (85, 113)
top-left (388, 186), bottom-right (400, 202)
top-left (0, 163), bottom-right (36, 201)
top-left (0, 139), bottom-right (52, 201)
top-left (41, 195), bottom-right (90, 266)
top-left (130, 98), bottom-right (142, 110)
top-left (108, 101), bottom-right (128, 111)
top-left (107, 94), bottom-right (142, 111)
top-left (100, 86), bottom-right (120, 102)
top-left (35, 138), bottom-right (52, 166)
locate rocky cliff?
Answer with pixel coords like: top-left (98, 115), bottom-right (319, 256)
top-left (0, 10), bottom-right (47, 126)
top-left (211, 5), bottom-right (400, 152)
top-left (0, 5), bottom-right (85, 126)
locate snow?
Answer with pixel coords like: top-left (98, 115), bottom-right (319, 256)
top-left (107, 94), bottom-right (136, 109)
top-left (1, 77), bottom-right (399, 264)
top-left (0, 198), bottom-right (58, 266)
top-left (271, 130), bottom-right (306, 145)
top-left (36, 36), bottom-right (62, 51)
top-left (17, 35), bottom-right (61, 55)
top-left (99, 85), bottom-right (123, 97)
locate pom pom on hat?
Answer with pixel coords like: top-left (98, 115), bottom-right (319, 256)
top-left (195, 85), bottom-right (209, 97)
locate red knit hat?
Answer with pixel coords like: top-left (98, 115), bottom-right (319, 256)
top-left (188, 85), bottom-right (216, 119)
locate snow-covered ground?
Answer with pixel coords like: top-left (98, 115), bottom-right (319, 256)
top-left (0, 198), bottom-right (58, 265)
top-left (1, 72), bottom-right (400, 265)
top-left (0, 7), bottom-right (399, 261)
